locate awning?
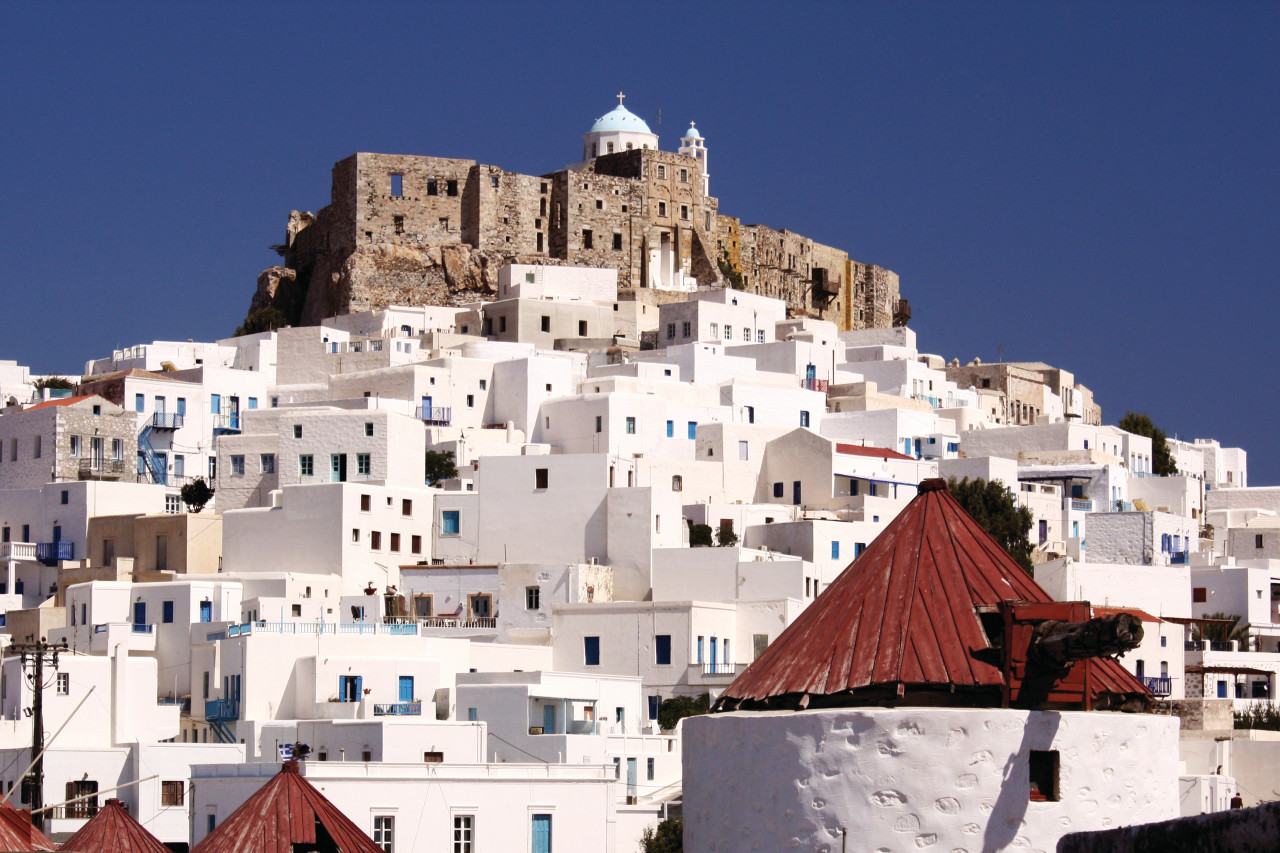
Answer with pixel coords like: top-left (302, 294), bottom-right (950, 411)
top-left (1186, 665), bottom-right (1272, 676)
top-left (1092, 605), bottom-right (1161, 624)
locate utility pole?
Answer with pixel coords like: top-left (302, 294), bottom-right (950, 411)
top-left (11, 637), bottom-right (67, 831)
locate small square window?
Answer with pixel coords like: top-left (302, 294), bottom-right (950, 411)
top-left (370, 531), bottom-right (382, 550)
top-left (261, 453), bottom-right (275, 474)
top-left (360, 494), bottom-right (371, 512)
top-left (402, 499), bottom-right (412, 516)
top-left (535, 468), bottom-right (549, 489)
top-left (56, 673), bottom-right (69, 695)
top-left (299, 455), bottom-right (314, 477)
top-left (293, 424), bottom-right (302, 439)
top-left (231, 455), bottom-right (245, 476)
top-left (626, 417), bottom-right (636, 435)
top-left (526, 586), bottom-right (541, 610)
top-left (1028, 751), bottom-right (1060, 801)
top-left (365, 422), bottom-right (374, 436)
top-left (442, 510), bottom-right (460, 535)
top-left (357, 453), bottom-right (371, 475)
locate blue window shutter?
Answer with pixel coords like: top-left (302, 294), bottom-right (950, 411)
top-left (532, 815), bottom-right (552, 853)
top-left (584, 636), bottom-right (600, 666)
top-left (666, 420), bottom-right (673, 438)
top-left (655, 635), bottom-right (671, 665)
top-left (163, 601), bottom-right (174, 623)
top-left (687, 421), bottom-right (696, 439)
top-left (831, 541), bottom-right (839, 560)
top-left (355, 675), bottom-right (363, 698)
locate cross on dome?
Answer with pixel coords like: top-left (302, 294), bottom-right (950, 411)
top-left (617, 91), bottom-right (625, 106)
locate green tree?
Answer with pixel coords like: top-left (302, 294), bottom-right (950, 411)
top-left (639, 817), bottom-right (683, 853)
top-left (947, 477), bottom-right (1035, 574)
top-left (714, 521), bottom-right (738, 548)
top-left (34, 376), bottom-right (74, 391)
top-left (1192, 612), bottom-right (1251, 646)
top-left (234, 306), bottom-right (289, 337)
top-left (424, 450), bottom-right (459, 484)
top-left (657, 693), bottom-right (709, 732)
top-left (180, 477), bottom-right (215, 513)
top-left (1117, 411), bottom-right (1178, 476)
top-left (717, 251), bottom-right (745, 290)
top-left (688, 522), bottom-right (713, 547)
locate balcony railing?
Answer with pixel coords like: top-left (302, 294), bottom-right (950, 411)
top-left (205, 698), bottom-right (239, 722)
top-left (150, 412), bottom-right (184, 430)
top-left (801, 378), bottom-right (828, 392)
top-left (416, 616), bottom-right (496, 629)
top-left (78, 458), bottom-right (127, 480)
top-left (702, 662), bottom-right (738, 675)
top-left (1170, 552), bottom-right (1189, 565)
top-left (0, 542), bottom-right (37, 561)
top-left (35, 541), bottom-right (73, 563)
top-left (1069, 499), bottom-right (1092, 512)
top-left (131, 623), bottom-right (154, 634)
top-left (373, 702), bottom-right (422, 716)
top-left (46, 803), bottom-right (98, 820)
top-left (415, 405), bottom-right (452, 425)
top-left (1143, 677), bottom-right (1172, 696)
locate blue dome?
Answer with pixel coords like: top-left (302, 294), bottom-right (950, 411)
top-left (683, 123), bottom-right (703, 140)
top-left (588, 105), bottom-right (653, 135)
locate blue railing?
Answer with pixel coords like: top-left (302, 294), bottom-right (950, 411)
top-left (415, 405), bottom-right (452, 425)
top-left (1070, 499), bottom-right (1092, 512)
top-left (131, 623), bottom-right (154, 634)
top-left (1170, 552), bottom-right (1189, 565)
top-left (212, 620), bottom-right (425, 639)
top-left (1143, 677), bottom-right (1172, 696)
top-left (138, 425), bottom-right (166, 485)
top-left (150, 413), bottom-right (184, 430)
top-left (373, 702), bottom-right (422, 716)
top-left (35, 541), bottom-right (74, 562)
top-left (205, 698), bottom-right (239, 721)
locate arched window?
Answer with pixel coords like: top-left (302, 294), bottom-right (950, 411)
top-left (672, 475), bottom-right (683, 492)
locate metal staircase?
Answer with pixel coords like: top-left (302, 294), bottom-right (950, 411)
top-left (137, 413), bottom-right (182, 485)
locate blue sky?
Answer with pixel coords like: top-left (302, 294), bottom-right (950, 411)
top-left (2, 2), bottom-right (1277, 482)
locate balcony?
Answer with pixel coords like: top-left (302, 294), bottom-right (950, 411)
top-left (1069, 499), bottom-right (1092, 512)
top-left (415, 405), bottom-right (452, 426)
top-left (412, 616), bottom-right (496, 630)
top-left (149, 412), bottom-right (184, 430)
top-left (801, 378), bottom-right (828, 392)
top-left (1170, 552), bottom-right (1190, 565)
top-left (35, 541), bottom-right (73, 563)
top-left (131, 622), bottom-right (154, 634)
top-left (0, 542), bottom-right (37, 561)
top-left (205, 698), bottom-right (239, 722)
top-left (373, 702), bottom-right (422, 716)
top-left (78, 458), bottom-right (127, 480)
top-left (211, 412), bottom-right (241, 436)
top-left (1143, 677), bottom-right (1172, 697)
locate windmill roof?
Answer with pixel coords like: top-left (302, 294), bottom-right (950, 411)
top-left (0, 802), bottom-right (54, 851)
top-left (190, 762), bottom-right (383, 853)
top-left (715, 478), bottom-right (1149, 710)
top-left (59, 799), bottom-right (169, 853)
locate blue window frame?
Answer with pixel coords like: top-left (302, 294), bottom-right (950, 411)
top-left (655, 634), bottom-right (671, 665)
top-left (442, 510), bottom-right (460, 535)
top-left (687, 421), bottom-right (696, 439)
top-left (135, 394), bottom-right (145, 413)
top-left (248, 397), bottom-right (258, 409)
top-left (666, 420), bottom-right (674, 438)
top-left (210, 394), bottom-right (221, 415)
top-left (697, 636), bottom-right (704, 663)
top-left (584, 636), bottom-right (600, 666)
top-left (177, 397), bottom-right (186, 417)
top-left (532, 814), bottom-right (552, 853)
top-left (831, 541), bottom-right (840, 560)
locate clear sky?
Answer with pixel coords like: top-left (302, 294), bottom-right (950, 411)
top-left (2, 2), bottom-right (1277, 482)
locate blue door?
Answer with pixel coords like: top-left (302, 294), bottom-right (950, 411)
top-left (532, 814), bottom-right (552, 853)
top-left (199, 601), bottom-right (212, 622)
top-left (626, 758), bottom-right (637, 800)
top-left (399, 676), bottom-right (414, 703)
top-left (806, 364), bottom-right (816, 381)
top-left (133, 601), bottom-right (146, 625)
top-left (710, 637), bottom-right (718, 667)
top-left (421, 395), bottom-right (432, 419)
top-left (543, 703), bottom-right (556, 734)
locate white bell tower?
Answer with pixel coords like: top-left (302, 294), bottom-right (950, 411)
top-left (678, 123), bottom-right (709, 196)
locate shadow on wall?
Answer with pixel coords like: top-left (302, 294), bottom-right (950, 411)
top-left (984, 711), bottom-right (1061, 852)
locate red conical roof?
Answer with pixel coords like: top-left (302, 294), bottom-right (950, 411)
top-left (715, 479), bottom-right (1147, 710)
top-left (0, 802), bottom-right (54, 851)
top-left (190, 761), bottom-right (382, 853)
top-left (59, 798), bottom-right (169, 853)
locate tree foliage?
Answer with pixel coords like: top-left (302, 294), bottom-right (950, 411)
top-left (688, 522), bottom-right (713, 547)
top-left (424, 450), bottom-right (459, 484)
top-left (658, 693), bottom-right (709, 732)
top-left (1191, 612), bottom-right (1251, 645)
top-left (234, 306), bottom-right (289, 337)
top-left (34, 376), bottom-right (74, 391)
top-left (947, 477), bottom-right (1035, 574)
top-left (714, 521), bottom-right (738, 548)
top-left (180, 477), bottom-right (215, 514)
top-left (1118, 411), bottom-right (1178, 476)
top-left (717, 251), bottom-right (745, 290)
top-left (639, 817), bottom-right (683, 853)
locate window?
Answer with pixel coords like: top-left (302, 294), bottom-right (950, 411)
top-left (69, 435), bottom-right (80, 458)
top-left (427, 179), bottom-right (438, 195)
top-left (299, 455), bottom-right (314, 477)
top-left (390, 533), bottom-right (400, 552)
top-left (687, 421), bottom-right (697, 439)
top-left (453, 815), bottom-right (474, 853)
top-left (112, 438), bottom-right (122, 460)
top-left (293, 424), bottom-right (303, 439)
top-left (647, 757), bottom-right (655, 780)
top-left (372, 815), bottom-right (395, 851)
top-left (679, 167), bottom-right (688, 182)
top-left (657, 165), bottom-right (666, 178)
top-left (757, 330), bottom-right (765, 343)
top-left (612, 232), bottom-right (622, 250)
top-left (626, 417), bottom-right (636, 435)
top-left (743, 327), bottom-right (751, 341)
top-left (658, 201), bottom-right (667, 217)
top-left (696, 636), bottom-right (704, 663)
top-left (401, 499), bottom-right (412, 516)
top-left (1258, 534), bottom-right (1266, 549)
top-left (666, 323), bottom-right (676, 340)
top-left (1193, 587), bottom-right (1207, 603)
top-left (655, 634), bottom-right (672, 665)
top-left (390, 173), bottom-right (403, 197)
top-left (579, 320), bottom-right (588, 336)
top-left (738, 441), bottom-right (748, 461)
top-left (56, 673), bottom-right (69, 695)
top-left (831, 541), bottom-right (841, 560)
top-left (260, 453), bottom-right (275, 474)
top-left (358, 454), bottom-right (371, 475)
top-left (773, 482), bottom-right (784, 498)
top-left (584, 636), bottom-right (600, 666)
top-left (723, 325), bottom-right (732, 340)
top-left (165, 494), bottom-right (181, 514)
top-left (446, 179), bottom-right (458, 196)
top-left (370, 531), bottom-right (382, 550)
top-left (672, 475), bottom-right (682, 492)
top-left (681, 205), bottom-right (689, 220)
top-left (582, 229), bottom-right (593, 249)
top-left (541, 315), bottom-right (551, 333)
top-left (231, 455), bottom-right (245, 476)
top-left (163, 600), bottom-right (174, 623)
top-left (411, 534), bottom-right (422, 554)
top-left (535, 468), bottom-right (549, 489)
top-left (526, 586), bottom-right (540, 610)
top-left (800, 410), bottom-right (810, 427)
top-left (161, 780), bottom-right (185, 806)
top-left (595, 415), bottom-right (603, 433)
top-left (753, 633), bottom-right (770, 659)
top-left (682, 321), bottom-right (691, 337)
top-left (33, 436), bottom-right (40, 459)
top-left (135, 393), bottom-right (145, 413)
top-left (442, 510), bottom-right (460, 535)
top-left (1028, 751), bottom-right (1060, 801)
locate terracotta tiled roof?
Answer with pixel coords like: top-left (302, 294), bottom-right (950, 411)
top-left (715, 478), bottom-right (1148, 710)
top-left (0, 802), bottom-right (55, 851)
top-left (190, 762), bottom-right (382, 853)
top-left (835, 442), bottom-right (914, 461)
top-left (22, 394), bottom-right (96, 412)
top-left (59, 798), bottom-right (169, 853)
